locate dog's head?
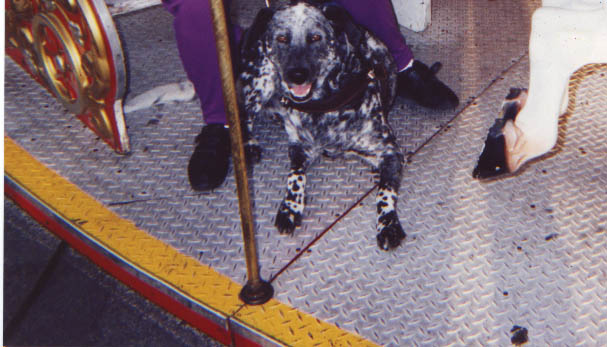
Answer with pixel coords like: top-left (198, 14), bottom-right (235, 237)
top-left (241, 2), bottom-right (366, 104)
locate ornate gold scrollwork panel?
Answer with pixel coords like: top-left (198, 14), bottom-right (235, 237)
top-left (6, 0), bottom-right (129, 153)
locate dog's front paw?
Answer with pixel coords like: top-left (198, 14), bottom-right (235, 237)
top-left (376, 217), bottom-right (406, 251)
top-left (245, 142), bottom-right (263, 166)
top-left (275, 201), bottom-right (302, 234)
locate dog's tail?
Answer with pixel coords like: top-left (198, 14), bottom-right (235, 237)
top-left (123, 80), bottom-right (196, 113)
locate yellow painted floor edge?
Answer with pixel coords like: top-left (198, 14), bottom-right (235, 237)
top-left (4, 136), bottom-right (378, 346)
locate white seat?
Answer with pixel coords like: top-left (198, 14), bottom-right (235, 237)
top-left (392, 0), bottom-right (431, 32)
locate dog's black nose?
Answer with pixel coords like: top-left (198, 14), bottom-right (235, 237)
top-left (286, 68), bottom-right (310, 85)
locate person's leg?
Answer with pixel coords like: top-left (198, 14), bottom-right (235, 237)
top-left (164, 0), bottom-right (227, 125)
top-left (334, 0), bottom-right (458, 109)
top-left (164, 0), bottom-right (237, 190)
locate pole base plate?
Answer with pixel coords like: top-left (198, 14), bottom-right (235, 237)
top-left (239, 280), bottom-right (274, 305)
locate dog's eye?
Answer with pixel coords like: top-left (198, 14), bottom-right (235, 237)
top-left (308, 34), bottom-right (322, 43)
top-left (276, 35), bottom-right (289, 44)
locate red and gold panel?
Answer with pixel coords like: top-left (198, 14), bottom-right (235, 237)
top-left (6, 0), bottom-right (130, 154)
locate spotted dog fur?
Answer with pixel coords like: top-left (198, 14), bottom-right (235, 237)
top-left (239, 1), bottom-right (406, 250)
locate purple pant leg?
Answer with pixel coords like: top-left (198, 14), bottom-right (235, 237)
top-left (334, 0), bottom-right (414, 70)
top-left (164, 0), bottom-right (238, 125)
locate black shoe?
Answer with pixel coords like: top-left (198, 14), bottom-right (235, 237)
top-left (397, 60), bottom-right (459, 110)
top-left (187, 124), bottom-right (231, 191)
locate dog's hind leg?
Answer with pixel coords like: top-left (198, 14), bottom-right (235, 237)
top-left (275, 144), bottom-right (314, 234)
top-left (375, 151), bottom-right (406, 251)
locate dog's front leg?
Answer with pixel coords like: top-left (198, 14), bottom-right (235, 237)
top-left (376, 152), bottom-right (406, 251)
top-left (275, 144), bottom-right (311, 234)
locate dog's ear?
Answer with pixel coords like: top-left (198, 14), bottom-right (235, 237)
top-left (320, 3), bottom-right (364, 47)
top-left (240, 7), bottom-right (275, 62)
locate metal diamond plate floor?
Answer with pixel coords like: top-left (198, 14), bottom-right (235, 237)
top-left (4, 0), bottom-right (606, 345)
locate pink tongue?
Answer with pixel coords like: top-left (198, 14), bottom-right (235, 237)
top-left (291, 83), bottom-right (311, 97)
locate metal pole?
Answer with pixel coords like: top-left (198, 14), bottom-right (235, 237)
top-left (208, 0), bottom-right (273, 305)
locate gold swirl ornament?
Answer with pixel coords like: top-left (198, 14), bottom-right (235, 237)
top-left (8, 0), bottom-right (129, 153)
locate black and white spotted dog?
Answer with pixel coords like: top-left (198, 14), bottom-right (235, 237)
top-left (239, 1), bottom-right (405, 250)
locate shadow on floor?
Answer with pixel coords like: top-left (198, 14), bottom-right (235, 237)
top-left (3, 198), bottom-right (223, 347)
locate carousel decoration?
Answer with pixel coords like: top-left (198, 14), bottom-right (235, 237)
top-left (6, 0), bottom-right (129, 154)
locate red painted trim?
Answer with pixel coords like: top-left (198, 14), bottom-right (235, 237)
top-left (5, 180), bottom-right (262, 347)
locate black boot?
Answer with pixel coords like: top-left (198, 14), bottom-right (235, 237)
top-left (397, 60), bottom-right (459, 110)
top-left (187, 124), bottom-right (231, 191)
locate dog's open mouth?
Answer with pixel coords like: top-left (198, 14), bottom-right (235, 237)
top-left (288, 83), bottom-right (313, 102)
